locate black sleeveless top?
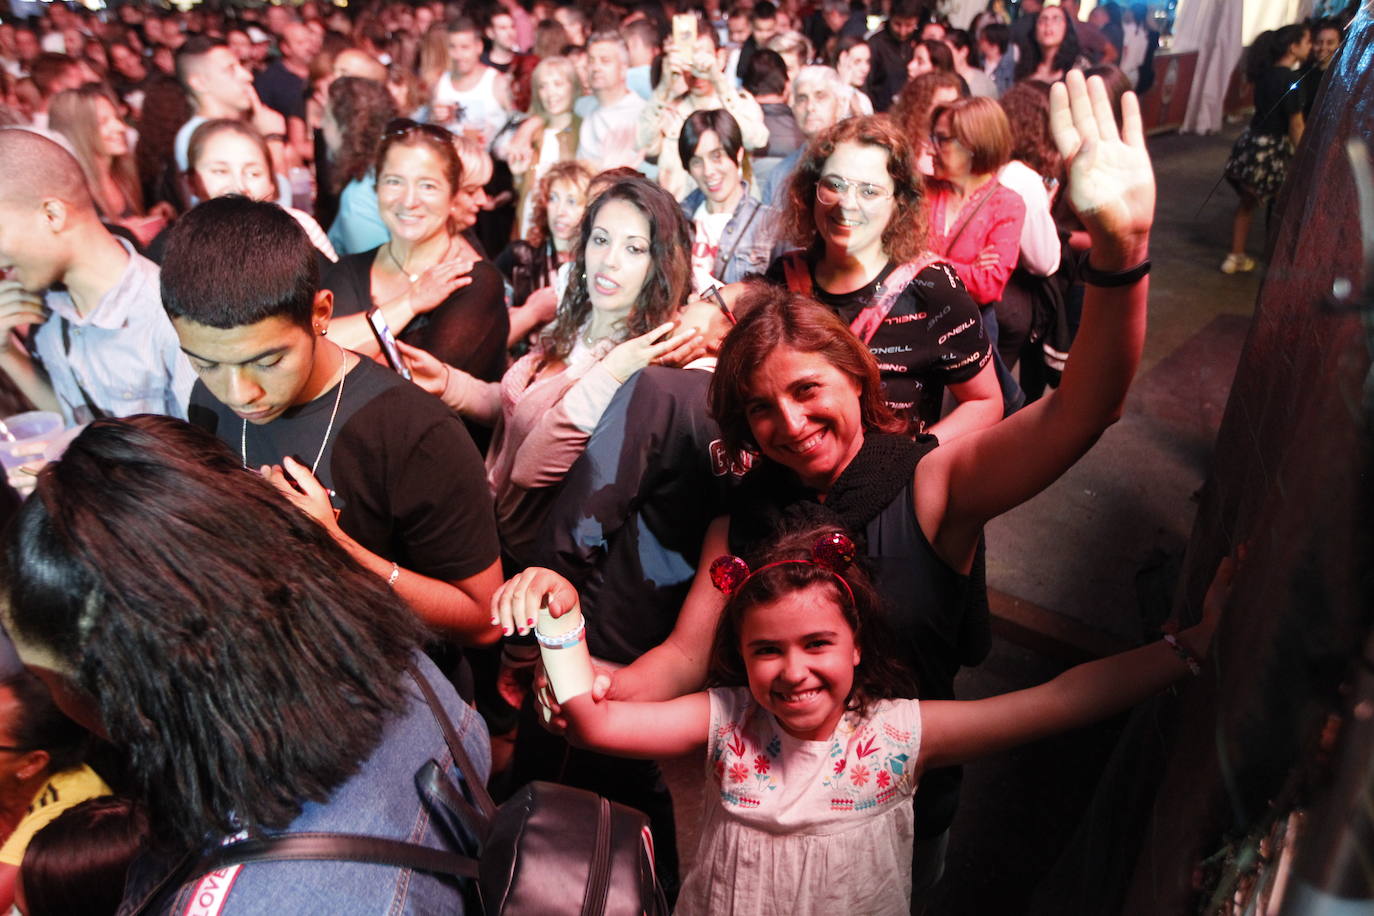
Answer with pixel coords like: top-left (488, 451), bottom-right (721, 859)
top-left (728, 432), bottom-right (991, 836)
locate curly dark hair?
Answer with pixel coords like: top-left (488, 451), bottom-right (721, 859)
top-left (133, 74), bottom-right (191, 210)
top-left (0, 415), bottom-right (425, 851)
top-left (780, 114), bottom-right (928, 264)
top-left (708, 525), bottom-right (916, 718)
top-left (998, 81), bottom-right (1062, 183)
top-left (1014, 7), bottom-right (1083, 81)
top-left (526, 159), bottom-right (593, 250)
top-left (327, 76), bottom-right (398, 194)
top-left (709, 283), bottom-right (908, 455)
top-left (890, 69), bottom-right (966, 150)
top-left (538, 174), bottom-right (691, 364)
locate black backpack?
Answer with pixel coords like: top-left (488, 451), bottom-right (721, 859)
top-left (131, 663), bottom-right (668, 915)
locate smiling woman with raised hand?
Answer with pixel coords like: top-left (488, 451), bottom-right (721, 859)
top-left (399, 175), bottom-right (699, 568)
top-left (765, 114), bottom-right (1001, 443)
top-left (499, 69), bottom-right (1156, 899)
top-left (321, 119), bottom-right (507, 389)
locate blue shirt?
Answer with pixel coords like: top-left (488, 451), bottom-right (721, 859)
top-left (35, 238), bottom-right (195, 425)
top-left (328, 174), bottom-right (390, 256)
top-left (123, 653), bottom-right (490, 915)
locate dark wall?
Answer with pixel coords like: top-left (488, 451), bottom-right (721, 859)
top-left (1031, 12), bottom-right (1374, 914)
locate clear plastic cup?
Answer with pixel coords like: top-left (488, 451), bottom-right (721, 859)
top-left (0, 411), bottom-right (64, 471)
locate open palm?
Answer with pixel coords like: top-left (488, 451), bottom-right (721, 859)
top-left (1050, 71), bottom-right (1155, 249)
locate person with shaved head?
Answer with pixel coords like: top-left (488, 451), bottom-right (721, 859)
top-left (0, 129), bottom-right (194, 425)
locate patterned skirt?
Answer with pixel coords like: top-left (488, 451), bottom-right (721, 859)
top-left (1224, 128), bottom-right (1295, 200)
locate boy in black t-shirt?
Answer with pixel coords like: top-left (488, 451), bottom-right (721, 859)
top-left (159, 197), bottom-right (503, 646)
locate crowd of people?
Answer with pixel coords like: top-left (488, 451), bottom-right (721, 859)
top-left (0, 0), bottom-right (1346, 912)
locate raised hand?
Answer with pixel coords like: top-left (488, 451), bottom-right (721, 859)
top-left (599, 321), bottom-right (698, 382)
top-left (0, 280), bottom-right (48, 341)
top-left (1049, 70), bottom-right (1154, 268)
top-left (409, 255), bottom-right (475, 317)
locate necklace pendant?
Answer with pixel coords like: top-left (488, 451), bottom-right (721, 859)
top-left (409, 273), bottom-right (420, 284)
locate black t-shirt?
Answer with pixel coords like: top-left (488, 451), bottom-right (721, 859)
top-left (255, 59), bottom-right (307, 122)
top-left (1251, 65), bottom-right (1303, 136)
top-left (189, 357), bottom-right (499, 582)
top-left (765, 252), bottom-right (993, 432)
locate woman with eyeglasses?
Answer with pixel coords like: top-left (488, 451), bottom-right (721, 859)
top-left (499, 71), bottom-right (1159, 906)
top-left (764, 114), bottom-right (1002, 443)
top-left (924, 96), bottom-right (1028, 413)
top-left (321, 119), bottom-right (508, 401)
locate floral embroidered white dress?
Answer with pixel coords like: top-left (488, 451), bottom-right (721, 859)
top-left (675, 687), bottom-right (923, 916)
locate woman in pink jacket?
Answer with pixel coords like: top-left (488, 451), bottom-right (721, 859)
top-left (924, 96), bottom-right (1028, 413)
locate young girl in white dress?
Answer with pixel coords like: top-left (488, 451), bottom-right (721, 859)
top-left (503, 526), bottom-right (1232, 916)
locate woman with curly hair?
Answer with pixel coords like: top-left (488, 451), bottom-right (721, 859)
top-left (497, 159), bottom-right (593, 348)
top-left (132, 74), bottom-right (190, 211)
top-left (323, 75), bottom-right (399, 256)
top-left (1014, 5), bottom-right (1088, 83)
top-left (399, 175), bottom-right (699, 567)
top-left (891, 69), bottom-right (966, 175)
top-left (764, 114), bottom-right (1001, 441)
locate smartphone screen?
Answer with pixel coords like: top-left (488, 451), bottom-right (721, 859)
top-left (367, 308), bottom-right (413, 381)
top-left (673, 13), bottom-right (696, 47)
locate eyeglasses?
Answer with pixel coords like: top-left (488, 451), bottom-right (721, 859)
top-left (0, 745), bottom-right (32, 753)
top-left (815, 175), bottom-right (894, 207)
top-left (930, 132), bottom-right (962, 149)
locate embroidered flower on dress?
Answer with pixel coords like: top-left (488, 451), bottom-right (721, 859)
top-left (729, 762), bottom-right (750, 783)
top-left (876, 770), bottom-right (891, 789)
top-left (753, 754), bottom-right (770, 775)
top-left (833, 758), bottom-right (846, 775)
top-left (850, 764), bottom-right (870, 787)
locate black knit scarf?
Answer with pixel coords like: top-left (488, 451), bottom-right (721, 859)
top-left (728, 431), bottom-right (937, 563)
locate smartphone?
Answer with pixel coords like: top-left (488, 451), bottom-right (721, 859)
top-left (367, 308), bottom-right (412, 381)
top-left (673, 13), bottom-right (697, 48)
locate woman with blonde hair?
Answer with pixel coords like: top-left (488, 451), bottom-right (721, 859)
top-left (504, 56), bottom-right (582, 237)
top-left (49, 83), bottom-right (170, 246)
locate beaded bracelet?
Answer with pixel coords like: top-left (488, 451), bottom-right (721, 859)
top-left (535, 617), bottom-right (586, 650)
top-left (1164, 633), bottom-right (1201, 676)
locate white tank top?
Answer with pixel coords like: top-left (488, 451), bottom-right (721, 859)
top-left (432, 67), bottom-right (509, 147)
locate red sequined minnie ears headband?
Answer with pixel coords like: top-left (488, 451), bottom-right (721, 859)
top-left (709, 531), bottom-right (858, 604)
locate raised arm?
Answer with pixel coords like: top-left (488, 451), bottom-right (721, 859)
top-left (919, 555), bottom-right (1231, 770)
top-left (917, 71), bottom-right (1154, 569)
top-left (529, 584), bottom-right (710, 757)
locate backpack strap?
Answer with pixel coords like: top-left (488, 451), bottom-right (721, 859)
top-left (407, 661), bottom-right (499, 825)
top-left (780, 250), bottom-right (812, 295)
top-left (194, 832), bottom-right (480, 881)
top-left (848, 253), bottom-right (943, 346)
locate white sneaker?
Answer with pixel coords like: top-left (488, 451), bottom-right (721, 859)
top-left (1220, 253), bottom-right (1257, 274)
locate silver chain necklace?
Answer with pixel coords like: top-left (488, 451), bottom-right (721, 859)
top-left (386, 236), bottom-right (454, 284)
top-left (241, 344), bottom-right (348, 476)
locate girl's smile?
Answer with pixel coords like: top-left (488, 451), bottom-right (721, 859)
top-left (739, 584), bottom-right (861, 741)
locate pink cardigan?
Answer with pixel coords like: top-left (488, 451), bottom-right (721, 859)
top-left (924, 179), bottom-right (1027, 306)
